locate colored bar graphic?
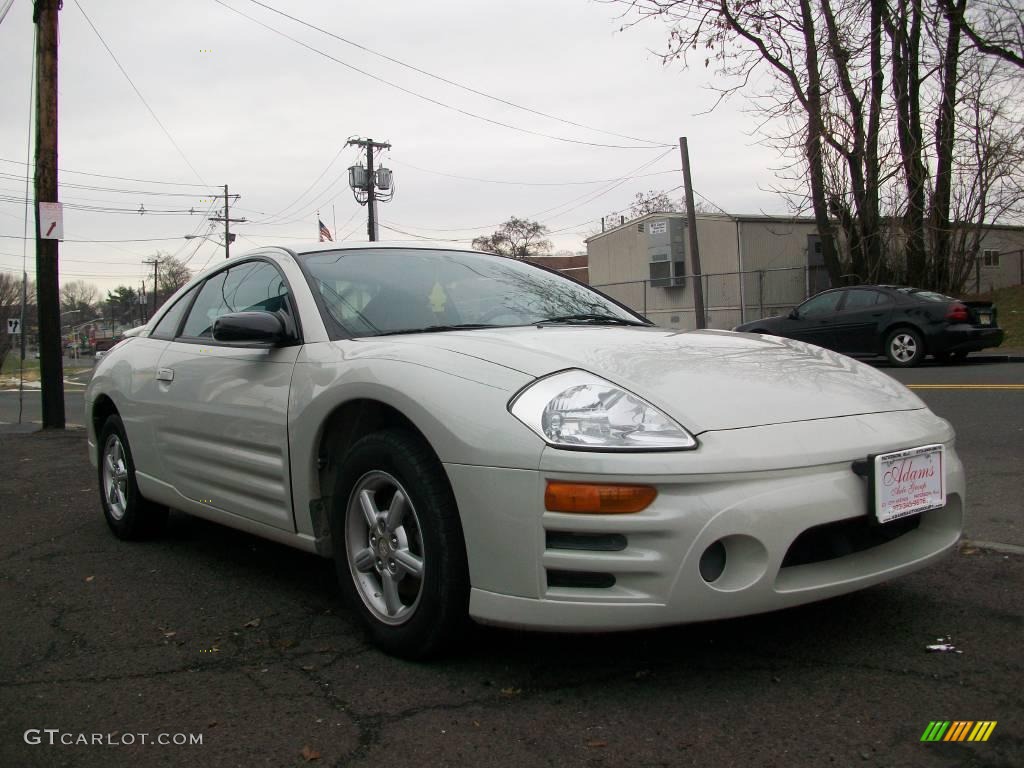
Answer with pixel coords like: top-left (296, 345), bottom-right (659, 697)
top-left (921, 721), bottom-right (996, 742)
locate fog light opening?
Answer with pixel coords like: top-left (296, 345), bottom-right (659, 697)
top-left (699, 540), bottom-right (727, 583)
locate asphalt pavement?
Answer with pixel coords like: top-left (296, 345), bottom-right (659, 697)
top-left (0, 357), bottom-right (1021, 767)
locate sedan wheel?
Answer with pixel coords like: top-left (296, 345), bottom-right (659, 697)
top-left (885, 328), bottom-right (925, 367)
top-left (332, 429), bottom-right (469, 658)
top-left (97, 414), bottom-right (168, 539)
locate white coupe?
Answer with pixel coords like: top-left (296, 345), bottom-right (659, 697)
top-left (86, 243), bottom-right (963, 657)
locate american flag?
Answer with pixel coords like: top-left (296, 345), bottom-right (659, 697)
top-left (318, 218), bottom-right (333, 242)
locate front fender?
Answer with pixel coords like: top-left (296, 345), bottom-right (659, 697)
top-left (288, 341), bottom-right (543, 539)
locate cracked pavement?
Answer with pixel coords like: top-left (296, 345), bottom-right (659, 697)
top-left (1, 430), bottom-right (1021, 768)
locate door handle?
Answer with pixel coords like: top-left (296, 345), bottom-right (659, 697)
top-left (156, 367), bottom-right (174, 382)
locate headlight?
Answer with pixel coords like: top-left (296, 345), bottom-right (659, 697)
top-left (508, 370), bottom-right (697, 451)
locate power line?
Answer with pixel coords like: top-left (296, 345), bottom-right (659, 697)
top-left (0, 233), bottom-right (188, 243)
top-left (389, 159), bottom-right (683, 187)
top-left (71, 0), bottom-right (210, 186)
top-left (380, 148), bottom-right (675, 234)
top-left (0, 157), bottom-right (218, 188)
top-left (0, 194), bottom-right (216, 215)
top-left (241, 0), bottom-right (671, 148)
top-left (249, 143), bottom-right (353, 224)
top-left (0, 172), bottom-right (218, 198)
top-left (211, 0), bottom-right (668, 150)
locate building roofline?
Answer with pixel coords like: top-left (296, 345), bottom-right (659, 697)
top-left (584, 211), bottom-right (1024, 243)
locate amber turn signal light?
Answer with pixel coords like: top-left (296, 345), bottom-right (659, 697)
top-left (544, 481), bottom-right (657, 514)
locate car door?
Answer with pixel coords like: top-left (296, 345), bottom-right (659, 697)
top-left (784, 290), bottom-right (843, 349)
top-left (152, 259), bottom-right (301, 531)
top-left (830, 288), bottom-right (895, 355)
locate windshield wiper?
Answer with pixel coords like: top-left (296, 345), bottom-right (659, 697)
top-left (535, 313), bottom-right (649, 326)
top-left (374, 323), bottom-right (502, 337)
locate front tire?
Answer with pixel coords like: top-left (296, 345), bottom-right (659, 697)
top-left (331, 429), bottom-right (469, 659)
top-left (97, 414), bottom-right (168, 540)
top-left (885, 327), bottom-right (925, 367)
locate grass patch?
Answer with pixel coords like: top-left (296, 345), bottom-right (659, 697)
top-left (1, 355), bottom-right (38, 375)
top-left (964, 283), bottom-right (1024, 349)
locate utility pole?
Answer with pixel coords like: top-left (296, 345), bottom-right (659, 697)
top-left (346, 138), bottom-right (392, 241)
top-left (679, 137), bottom-right (706, 330)
top-left (208, 185), bottom-right (244, 259)
top-left (142, 256), bottom-right (161, 317)
top-left (34, 0), bottom-right (63, 428)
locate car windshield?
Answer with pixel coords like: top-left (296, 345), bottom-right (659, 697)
top-left (297, 248), bottom-right (647, 338)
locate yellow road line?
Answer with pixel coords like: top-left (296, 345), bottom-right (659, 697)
top-left (907, 384), bottom-right (1024, 390)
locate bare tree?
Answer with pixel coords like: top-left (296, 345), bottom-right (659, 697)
top-left (472, 217), bottom-right (553, 259)
top-left (629, 189), bottom-right (682, 217)
top-left (945, 0), bottom-right (1024, 68)
top-left (613, 0), bottom-right (1024, 293)
top-left (155, 253), bottom-right (193, 298)
top-left (59, 279), bottom-right (99, 317)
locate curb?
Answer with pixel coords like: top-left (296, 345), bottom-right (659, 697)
top-left (959, 352), bottom-right (1024, 363)
top-left (962, 539), bottom-right (1024, 556)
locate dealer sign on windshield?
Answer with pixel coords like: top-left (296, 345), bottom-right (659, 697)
top-left (873, 444), bottom-right (945, 524)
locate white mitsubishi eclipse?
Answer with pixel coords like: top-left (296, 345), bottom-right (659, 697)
top-left (86, 243), bottom-right (963, 658)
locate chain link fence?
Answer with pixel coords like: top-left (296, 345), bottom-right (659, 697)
top-left (593, 266), bottom-right (822, 330)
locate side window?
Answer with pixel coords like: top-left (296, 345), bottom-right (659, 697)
top-left (150, 286), bottom-right (197, 340)
top-left (799, 291), bottom-right (842, 317)
top-left (841, 289), bottom-right (880, 309)
top-left (181, 261), bottom-right (290, 339)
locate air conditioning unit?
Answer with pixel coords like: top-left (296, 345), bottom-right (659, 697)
top-left (646, 218), bottom-right (687, 288)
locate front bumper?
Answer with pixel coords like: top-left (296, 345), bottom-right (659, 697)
top-left (448, 410), bottom-right (964, 631)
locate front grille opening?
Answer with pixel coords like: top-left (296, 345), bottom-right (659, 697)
top-left (545, 531), bottom-right (627, 552)
top-left (547, 569), bottom-right (616, 589)
top-left (781, 514), bottom-right (921, 569)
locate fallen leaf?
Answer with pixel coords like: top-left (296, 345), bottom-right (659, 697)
top-left (500, 687), bottom-right (522, 697)
top-left (244, 618), bottom-right (261, 628)
top-left (84, 576), bottom-right (94, 582)
top-left (587, 739), bottom-right (608, 748)
top-left (300, 745), bottom-right (321, 762)
top-left (207, 721), bottom-right (218, 728)
top-left (163, 631), bottom-right (177, 638)
top-left (961, 546), bottom-right (978, 555)
top-left (302, 665), bottom-right (316, 671)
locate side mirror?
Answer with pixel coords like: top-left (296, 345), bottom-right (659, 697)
top-left (213, 311), bottom-right (288, 346)
top-left (788, 308), bottom-right (800, 320)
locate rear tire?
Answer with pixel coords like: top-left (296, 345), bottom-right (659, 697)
top-left (885, 327), bottom-right (925, 367)
top-left (97, 414), bottom-right (168, 540)
top-left (331, 429), bottom-right (469, 659)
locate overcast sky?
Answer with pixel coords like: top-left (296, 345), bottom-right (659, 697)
top-left (0, 0), bottom-right (786, 293)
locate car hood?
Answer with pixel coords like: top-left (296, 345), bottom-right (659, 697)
top-left (392, 326), bottom-right (926, 433)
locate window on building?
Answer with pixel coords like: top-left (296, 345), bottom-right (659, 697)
top-left (982, 249), bottom-right (1000, 267)
top-left (637, 223), bottom-right (644, 233)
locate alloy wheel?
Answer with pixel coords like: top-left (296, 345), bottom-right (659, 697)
top-left (890, 332), bottom-right (918, 363)
top-left (102, 434), bottom-right (130, 521)
top-left (345, 471), bottom-right (425, 626)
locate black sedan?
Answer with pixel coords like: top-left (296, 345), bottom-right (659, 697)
top-left (734, 285), bottom-right (1004, 367)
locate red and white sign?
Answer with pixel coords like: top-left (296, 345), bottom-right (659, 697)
top-left (873, 444), bottom-right (945, 524)
top-left (39, 202), bottom-right (63, 240)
